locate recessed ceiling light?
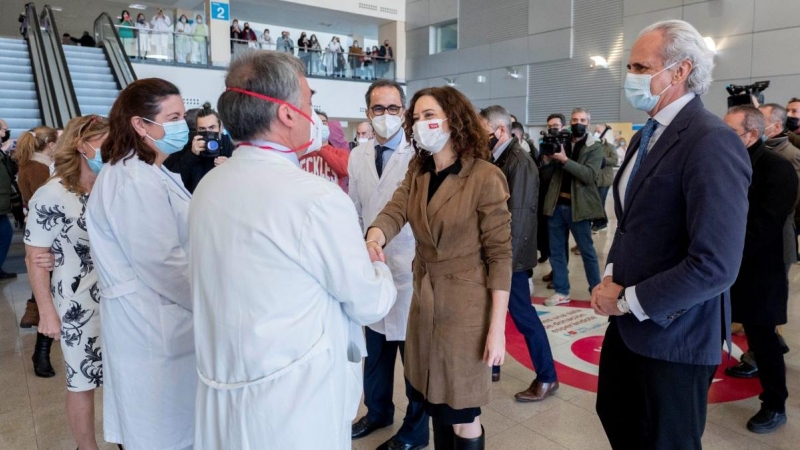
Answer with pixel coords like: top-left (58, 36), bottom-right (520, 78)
top-left (50, 6), bottom-right (63, 12)
top-left (703, 36), bottom-right (717, 53)
top-left (129, 4), bottom-right (147, 10)
top-left (590, 56), bottom-right (609, 69)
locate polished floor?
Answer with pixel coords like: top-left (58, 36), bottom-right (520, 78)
top-left (1, 200), bottom-right (799, 449)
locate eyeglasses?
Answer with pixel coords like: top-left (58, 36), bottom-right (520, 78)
top-left (370, 105), bottom-right (402, 116)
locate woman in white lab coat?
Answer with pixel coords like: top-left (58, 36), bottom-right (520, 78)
top-left (87, 78), bottom-right (196, 450)
top-left (191, 14), bottom-right (208, 64)
top-left (134, 13), bottom-right (150, 58)
top-left (174, 14), bottom-right (191, 64)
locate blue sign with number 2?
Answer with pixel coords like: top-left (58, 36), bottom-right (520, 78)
top-left (210, 2), bottom-right (230, 21)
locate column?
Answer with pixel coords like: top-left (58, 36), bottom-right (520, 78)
top-left (206, 0), bottom-right (231, 66)
top-left (378, 21), bottom-right (405, 82)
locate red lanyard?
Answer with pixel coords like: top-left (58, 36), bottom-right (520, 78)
top-left (225, 87), bottom-right (314, 123)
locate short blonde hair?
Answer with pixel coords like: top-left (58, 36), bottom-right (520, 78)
top-left (54, 116), bottom-right (109, 195)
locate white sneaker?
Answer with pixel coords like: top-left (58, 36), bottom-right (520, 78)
top-left (545, 293), bottom-right (570, 306)
top-left (528, 278), bottom-right (535, 296)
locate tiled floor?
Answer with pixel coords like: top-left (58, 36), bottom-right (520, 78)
top-left (1, 197), bottom-right (799, 449)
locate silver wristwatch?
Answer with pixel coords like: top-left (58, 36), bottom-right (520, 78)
top-left (617, 291), bottom-right (631, 314)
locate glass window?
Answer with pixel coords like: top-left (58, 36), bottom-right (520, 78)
top-left (433, 21), bottom-right (457, 54)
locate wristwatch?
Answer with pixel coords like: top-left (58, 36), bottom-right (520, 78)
top-left (617, 289), bottom-right (631, 314)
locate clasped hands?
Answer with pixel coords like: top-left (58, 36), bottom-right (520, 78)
top-left (364, 228), bottom-right (387, 264)
top-left (591, 276), bottom-right (625, 317)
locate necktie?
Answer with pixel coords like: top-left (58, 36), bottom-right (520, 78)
top-left (625, 118), bottom-right (658, 195)
top-left (375, 146), bottom-right (385, 178)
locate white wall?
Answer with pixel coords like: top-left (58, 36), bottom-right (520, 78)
top-left (131, 62), bottom-right (377, 120)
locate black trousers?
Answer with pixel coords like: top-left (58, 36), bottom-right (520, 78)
top-left (596, 320), bottom-right (717, 450)
top-left (364, 327), bottom-right (429, 445)
top-left (744, 323), bottom-right (788, 412)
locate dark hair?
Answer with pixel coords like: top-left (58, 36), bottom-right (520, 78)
top-left (728, 104), bottom-right (766, 136)
top-left (511, 122), bottom-right (525, 133)
top-left (546, 113), bottom-right (566, 127)
top-left (510, 114), bottom-right (518, 123)
top-left (789, 97), bottom-right (800, 104)
top-left (184, 108), bottom-right (201, 131)
top-left (63, 33), bottom-right (70, 37)
top-left (137, 13), bottom-right (145, 20)
top-left (365, 80), bottom-right (406, 109)
top-left (196, 102), bottom-right (221, 128)
top-left (315, 110), bottom-right (328, 121)
top-left (218, 51), bottom-right (305, 141)
top-left (120, 10), bottom-right (130, 21)
top-left (103, 78), bottom-right (181, 166)
top-left (404, 86), bottom-right (489, 170)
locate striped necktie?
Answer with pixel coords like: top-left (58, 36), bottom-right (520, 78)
top-left (625, 118), bottom-right (658, 194)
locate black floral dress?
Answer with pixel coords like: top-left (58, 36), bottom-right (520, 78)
top-left (25, 178), bottom-right (102, 391)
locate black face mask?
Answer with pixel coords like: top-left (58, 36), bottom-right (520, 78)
top-left (488, 131), bottom-right (499, 152)
top-left (548, 127), bottom-right (560, 135)
top-left (571, 123), bottom-right (586, 138)
top-left (786, 117), bottom-right (800, 132)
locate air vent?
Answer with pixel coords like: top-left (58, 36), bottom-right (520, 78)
top-left (358, 3), bottom-right (378, 12)
top-left (359, 107), bottom-right (367, 113)
top-left (184, 98), bottom-right (203, 108)
top-left (379, 7), bottom-right (398, 15)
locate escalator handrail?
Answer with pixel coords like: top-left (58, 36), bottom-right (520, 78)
top-left (24, 2), bottom-right (58, 128)
top-left (94, 12), bottom-right (137, 88)
top-left (40, 4), bottom-right (81, 118)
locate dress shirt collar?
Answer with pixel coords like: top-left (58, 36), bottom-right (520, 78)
top-left (244, 140), bottom-right (300, 167)
top-left (492, 137), bottom-right (513, 161)
top-left (653, 92), bottom-right (695, 128)
top-left (377, 129), bottom-right (403, 151)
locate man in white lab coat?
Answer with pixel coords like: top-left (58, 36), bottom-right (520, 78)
top-left (349, 80), bottom-right (429, 450)
top-left (189, 51), bottom-right (397, 450)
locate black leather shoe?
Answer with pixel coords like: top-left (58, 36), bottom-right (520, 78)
top-left (31, 332), bottom-right (55, 378)
top-left (725, 361), bottom-right (758, 378)
top-left (747, 405), bottom-right (787, 434)
top-left (376, 436), bottom-right (428, 450)
top-left (352, 416), bottom-right (392, 440)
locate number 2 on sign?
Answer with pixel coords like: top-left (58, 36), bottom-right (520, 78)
top-left (210, 2), bottom-right (229, 21)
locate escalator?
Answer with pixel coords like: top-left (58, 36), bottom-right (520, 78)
top-left (0, 37), bottom-right (41, 138)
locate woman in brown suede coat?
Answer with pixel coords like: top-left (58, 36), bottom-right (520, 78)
top-left (367, 86), bottom-right (512, 450)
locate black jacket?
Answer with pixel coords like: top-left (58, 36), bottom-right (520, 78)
top-left (164, 135), bottom-right (234, 193)
top-left (493, 138), bottom-right (539, 272)
top-left (731, 140), bottom-right (799, 326)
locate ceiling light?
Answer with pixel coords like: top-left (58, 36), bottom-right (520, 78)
top-left (703, 36), bottom-right (717, 53)
top-left (506, 67), bottom-right (520, 79)
top-left (443, 77), bottom-right (456, 87)
top-left (477, 75), bottom-right (486, 84)
top-left (50, 6), bottom-right (63, 12)
top-left (129, 4), bottom-right (147, 10)
top-left (590, 56), bottom-right (608, 69)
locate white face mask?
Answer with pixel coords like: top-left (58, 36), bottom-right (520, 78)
top-left (623, 61), bottom-right (678, 112)
top-left (357, 137), bottom-right (370, 144)
top-left (307, 110), bottom-right (323, 154)
top-left (593, 132), bottom-right (602, 139)
top-left (413, 118), bottom-right (449, 154)
top-left (372, 114), bottom-right (402, 139)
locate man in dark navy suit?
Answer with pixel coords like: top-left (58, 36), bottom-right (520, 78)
top-left (592, 20), bottom-right (751, 449)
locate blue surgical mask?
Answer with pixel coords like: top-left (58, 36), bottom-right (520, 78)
top-left (623, 61), bottom-right (678, 112)
top-left (321, 124), bottom-right (330, 142)
top-left (143, 118), bottom-right (190, 154)
top-left (83, 143), bottom-right (103, 174)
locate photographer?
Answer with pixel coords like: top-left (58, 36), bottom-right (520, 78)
top-left (537, 114), bottom-right (567, 277)
top-left (165, 102), bottom-right (234, 193)
top-left (542, 107), bottom-right (604, 307)
top-left (787, 97), bottom-right (800, 148)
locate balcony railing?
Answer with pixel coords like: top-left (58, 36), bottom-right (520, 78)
top-left (116, 25), bottom-right (210, 65)
top-left (231, 39), bottom-right (396, 81)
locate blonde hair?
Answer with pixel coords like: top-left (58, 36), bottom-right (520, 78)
top-left (14, 126), bottom-right (58, 166)
top-left (54, 116), bottom-right (109, 195)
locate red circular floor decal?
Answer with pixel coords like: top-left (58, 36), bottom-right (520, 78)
top-left (504, 297), bottom-right (762, 403)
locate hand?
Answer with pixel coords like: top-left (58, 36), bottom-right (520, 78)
top-left (33, 252), bottom-right (55, 272)
top-left (483, 327), bottom-right (505, 367)
top-left (591, 280), bottom-right (625, 317)
top-left (541, 155), bottom-right (552, 164)
top-left (191, 135), bottom-right (206, 156)
top-left (38, 311), bottom-right (61, 340)
top-left (214, 156), bottom-right (228, 166)
top-left (552, 144), bottom-right (568, 164)
top-left (366, 241), bottom-right (385, 263)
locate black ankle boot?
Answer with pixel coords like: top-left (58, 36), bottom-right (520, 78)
top-left (32, 332), bottom-right (55, 378)
top-left (454, 426), bottom-right (485, 450)
top-left (432, 417), bottom-right (456, 450)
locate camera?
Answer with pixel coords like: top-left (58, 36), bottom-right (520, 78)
top-left (539, 128), bottom-right (571, 156)
top-left (195, 131), bottom-right (221, 158)
top-left (726, 81), bottom-right (769, 107)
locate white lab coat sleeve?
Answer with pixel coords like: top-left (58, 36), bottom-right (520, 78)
top-left (164, 16), bottom-right (172, 28)
top-left (299, 190), bottom-right (396, 325)
top-left (347, 149), bottom-right (363, 231)
top-left (108, 177), bottom-right (192, 310)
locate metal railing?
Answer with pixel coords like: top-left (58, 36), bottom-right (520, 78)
top-left (231, 39), bottom-right (397, 81)
top-left (117, 25), bottom-right (210, 66)
top-left (94, 14), bottom-right (137, 88)
top-left (24, 2), bottom-right (79, 127)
